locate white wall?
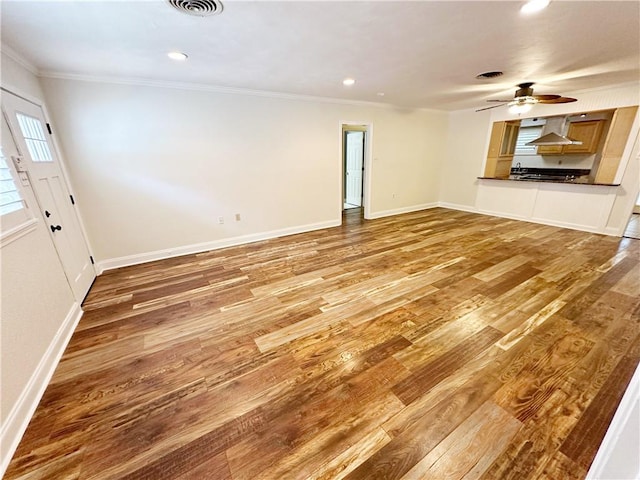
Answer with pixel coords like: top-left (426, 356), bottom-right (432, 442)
top-left (0, 50), bottom-right (42, 100)
top-left (441, 83), bottom-right (640, 234)
top-left (1, 48), bottom-right (638, 478)
top-left (0, 51), bottom-right (80, 475)
top-left (439, 108), bottom-right (491, 209)
top-left (39, 76), bottom-right (447, 269)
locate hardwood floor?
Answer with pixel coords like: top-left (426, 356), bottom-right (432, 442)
top-left (6, 207), bottom-right (639, 479)
top-left (624, 213), bottom-right (640, 239)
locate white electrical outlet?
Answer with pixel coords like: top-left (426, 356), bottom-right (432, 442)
top-left (235, 213), bottom-right (241, 221)
top-left (218, 216), bottom-right (224, 224)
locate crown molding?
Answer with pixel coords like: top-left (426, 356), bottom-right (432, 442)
top-left (0, 44), bottom-right (39, 75)
top-left (39, 70), bottom-right (415, 110)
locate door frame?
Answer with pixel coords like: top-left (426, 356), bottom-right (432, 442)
top-left (339, 121), bottom-right (372, 220)
top-left (1, 85), bottom-right (97, 297)
top-left (343, 129), bottom-right (364, 207)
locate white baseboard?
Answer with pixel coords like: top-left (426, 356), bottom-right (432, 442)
top-left (437, 202), bottom-right (479, 214)
top-left (604, 225), bottom-right (626, 237)
top-left (366, 203), bottom-right (438, 220)
top-left (97, 219), bottom-right (341, 273)
top-left (586, 364), bottom-right (640, 480)
top-left (0, 302), bottom-right (83, 478)
top-left (466, 207), bottom-right (618, 236)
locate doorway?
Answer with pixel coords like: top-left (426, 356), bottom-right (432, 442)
top-left (344, 129), bottom-right (364, 209)
top-left (341, 123), bottom-right (370, 219)
top-left (2, 91), bottom-right (96, 301)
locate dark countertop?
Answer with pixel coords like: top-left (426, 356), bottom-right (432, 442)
top-left (478, 167), bottom-right (620, 186)
top-left (477, 176), bottom-right (620, 186)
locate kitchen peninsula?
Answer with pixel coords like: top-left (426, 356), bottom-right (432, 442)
top-left (479, 168), bottom-right (620, 186)
top-left (472, 102), bottom-right (638, 237)
top-left (480, 106), bottom-right (637, 185)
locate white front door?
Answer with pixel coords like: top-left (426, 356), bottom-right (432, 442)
top-left (2, 92), bottom-right (95, 301)
top-left (345, 131), bottom-right (364, 206)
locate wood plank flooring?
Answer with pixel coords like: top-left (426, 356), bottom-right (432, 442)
top-left (624, 213), bottom-right (640, 239)
top-left (5, 207), bottom-right (640, 479)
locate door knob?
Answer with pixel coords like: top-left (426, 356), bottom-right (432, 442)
top-left (50, 225), bottom-right (62, 233)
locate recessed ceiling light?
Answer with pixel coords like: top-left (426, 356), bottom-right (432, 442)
top-left (377, 92), bottom-right (385, 97)
top-left (168, 51), bottom-right (188, 61)
top-left (521, 0), bottom-right (550, 14)
top-left (343, 78), bottom-right (356, 86)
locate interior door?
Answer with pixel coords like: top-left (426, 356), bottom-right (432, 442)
top-left (345, 131), bottom-right (364, 206)
top-left (2, 92), bottom-right (95, 301)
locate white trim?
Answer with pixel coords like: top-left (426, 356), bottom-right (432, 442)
top-left (40, 71), bottom-right (399, 110)
top-left (604, 225), bottom-right (625, 237)
top-left (586, 364), bottom-right (640, 480)
top-left (437, 202), bottom-right (479, 214)
top-left (366, 203), bottom-right (438, 220)
top-left (0, 217), bottom-right (38, 248)
top-left (0, 45), bottom-right (39, 76)
top-left (39, 71), bottom-right (443, 114)
top-left (473, 207), bottom-right (616, 235)
top-left (37, 104), bottom-right (98, 269)
top-left (0, 302), bottom-right (83, 478)
top-left (97, 219), bottom-right (340, 274)
top-left (438, 201), bottom-right (628, 237)
top-left (340, 121), bottom-right (373, 221)
top-left (475, 208), bottom-right (529, 222)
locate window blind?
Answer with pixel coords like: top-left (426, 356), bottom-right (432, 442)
top-left (0, 149), bottom-right (24, 216)
top-left (515, 126), bottom-right (543, 155)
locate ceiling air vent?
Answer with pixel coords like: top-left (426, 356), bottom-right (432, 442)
top-left (167, 0), bottom-right (223, 16)
top-left (475, 71), bottom-right (504, 79)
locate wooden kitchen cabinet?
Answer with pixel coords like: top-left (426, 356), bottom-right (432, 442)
top-left (483, 120), bottom-right (520, 177)
top-left (563, 120), bottom-right (605, 154)
top-left (537, 144), bottom-right (563, 155)
top-left (537, 120), bottom-right (604, 155)
top-left (594, 106), bottom-right (638, 184)
top-left (499, 121), bottom-right (520, 158)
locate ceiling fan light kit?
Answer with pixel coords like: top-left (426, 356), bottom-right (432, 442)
top-left (521, 0), bottom-right (551, 14)
top-left (507, 96), bottom-right (537, 114)
top-left (476, 82), bottom-right (577, 113)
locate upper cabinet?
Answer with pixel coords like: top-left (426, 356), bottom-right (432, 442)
top-left (482, 106), bottom-right (638, 183)
top-left (499, 122), bottom-right (520, 158)
top-left (563, 120), bottom-right (605, 154)
top-left (484, 120), bottom-right (520, 178)
top-left (538, 120), bottom-right (605, 155)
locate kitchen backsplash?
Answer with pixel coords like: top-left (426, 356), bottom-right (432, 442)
top-left (512, 153), bottom-right (596, 170)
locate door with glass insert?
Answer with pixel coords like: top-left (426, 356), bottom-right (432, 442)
top-left (2, 92), bottom-right (95, 301)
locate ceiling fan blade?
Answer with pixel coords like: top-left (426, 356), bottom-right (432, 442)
top-left (476, 103), bottom-right (507, 112)
top-left (487, 99), bottom-right (512, 103)
top-left (532, 94), bottom-right (561, 101)
top-left (537, 96), bottom-right (578, 104)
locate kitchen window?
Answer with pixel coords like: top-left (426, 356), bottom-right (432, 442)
top-left (514, 126), bottom-right (543, 155)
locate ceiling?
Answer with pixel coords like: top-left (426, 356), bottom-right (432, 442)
top-left (1, 0), bottom-right (638, 111)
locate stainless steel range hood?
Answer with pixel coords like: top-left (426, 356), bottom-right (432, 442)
top-left (525, 116), bottom-right (582, 146)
